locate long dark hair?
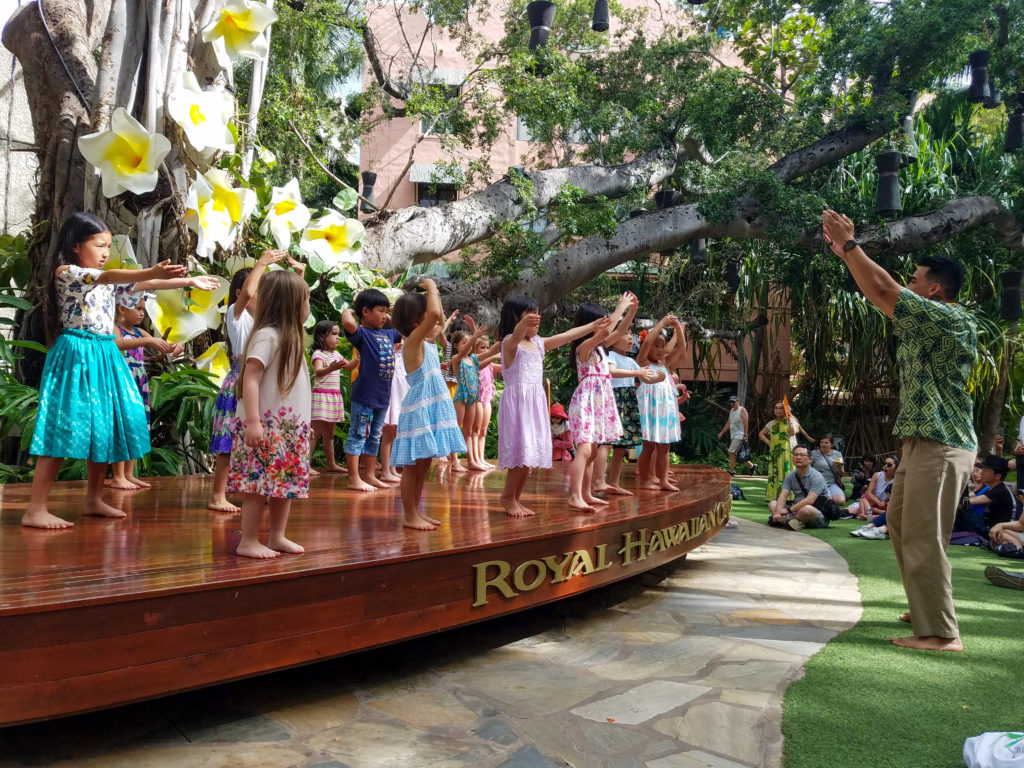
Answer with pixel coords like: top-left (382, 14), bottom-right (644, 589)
top-left (228, 267), bottom-right (252, 307)
top-left (391, 291), bottom-right (426, 337)
top-left (497, 295), bottom-right (539, 340)
top-left (311, 319), bottom-right (339, 352)
top-left (46, 212), bottom-right (110, 342)
top-left (569, 302), bottom-right (609, 371)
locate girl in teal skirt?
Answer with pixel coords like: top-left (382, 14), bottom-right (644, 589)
top-left (23, 213), bottom-right (217, 529)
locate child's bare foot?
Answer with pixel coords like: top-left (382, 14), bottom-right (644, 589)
top-left (268, 536), bottom-right (305, 554)
top-left (451, 462), bottom-right (469, 474)
top-left (347, 478), bottom-right (378, 492)
top-left (604, 485), bottom-right (633, 496)
top-left (129, 477), bottom-right (151, 489)
top-left (421, 513), bottom-right (442, 526)
top-left (891, 635), bottom-right (963, 652)
top-left (468, 463), bottom-right (491, 472)
top-left (309, 468), bottom-right (321, 478)
top-left (380, 473), bottom-right (402, 484)
top-left (106, 478), bottom-right (139, 491)
top-left (207, 496), bottom-right (241, 513)
top-left (567, 496), bottom-right (597, 513)
top-left (403, 515), bottom-right (438, 530)
top-left (366, 475), bottom-right (389, 489)
top-left (325, 464), bottom-right (347, 474)
top-left (22, 507), bottom-right (74, 529)
top-left (85, 498), bottom-right (127, 519)
top-left (501, 498), bottom-right (534, 517)
top-left (582, 494), bottom-right (609, 507)
top-left (637, 481), bottom-right (661, 491)
top-left (591, 483), bottom-right (615, 494)
top-left (659, 481), bottom-right (680, 491)
top-left (237, 541), bottom-right (280, 559)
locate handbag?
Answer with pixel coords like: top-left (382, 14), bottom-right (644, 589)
top-left (794, 472), bottom-right (842, 521)
top-left (816, 449), bottom-right (846, 490)
top-left (736, 441), bottom-right (750, 463)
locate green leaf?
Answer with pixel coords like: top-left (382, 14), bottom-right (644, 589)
top-left (307, 252), bottom-right (328, 274)
top-left (332, 187), bottom-right (358, 211)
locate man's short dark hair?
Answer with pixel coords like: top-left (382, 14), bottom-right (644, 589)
top-left (793, 445), bottom-right (809, 456)
top-left (354, 288), bottom-right (391, 320)
top-left (918, 256), bottom-right (965, 301)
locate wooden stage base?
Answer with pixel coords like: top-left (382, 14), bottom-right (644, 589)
top-left (0, 464), bottom-right (731, 727)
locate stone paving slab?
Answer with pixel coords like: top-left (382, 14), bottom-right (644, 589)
top-left (0, 519), bottom-right (861, 768)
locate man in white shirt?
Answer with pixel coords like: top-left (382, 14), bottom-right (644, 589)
top-left (718, 396), bottom-right (754, 475)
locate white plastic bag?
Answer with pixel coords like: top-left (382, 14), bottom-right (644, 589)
top-left (964, 732), bottom-right (1024, 768)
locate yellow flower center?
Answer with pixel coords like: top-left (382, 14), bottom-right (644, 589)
top-left (273, 200), bottom-right (297, 216)
top-left (108, 135), bottom-right (144, 174)
top-left (211, 185), bottom-right (243, 221)
top-left (189, 104), bottom-right (207, 125)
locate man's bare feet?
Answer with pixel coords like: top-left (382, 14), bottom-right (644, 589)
top-left (898, 611), bottom-right (912, 623)
top-left (347, 478), bottom-right (378, 492)
top-left (403, 514), bottom-right (438, 530)
top-left (106, 479), bottom-right (139, 491)
top-left (21, 507), bottom-right (74, 529)
top-left (268, 536), bottom-right (305, 554)
top-left (891, 635), bottom-right (963, 652)
top-left (129, 477), bottom-right (152, 489)
top-left (207, 497), bottom-right (241, 513)
top-left (237, 541), bottom-right (280, 559)
top-left (85, 498), bottom-right (127, 518)
top-left (366, 475), bottom-right (389, 489)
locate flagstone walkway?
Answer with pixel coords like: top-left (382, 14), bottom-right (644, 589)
top-left (0, 519), bottom-right (862, 768)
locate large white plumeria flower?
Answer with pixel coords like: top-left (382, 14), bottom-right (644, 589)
top-left (299, 212), bottom-right (365, 269)
top-left (167, 72), bottom-right (235, 153)
top-left (145, 276), bottom-right (230, 344)
top-left (196, 342), bottom-right (232, 386)
top-left (184, 168), bottom-right (257, 260)
top-left (105, 235), bottom-right (140, 271)
top-left (78, 108), bottom-right (172, 198)
top-left (260, 178), bottom-right (311, 249)
top-left (202, 0), bottom-right (278, 69)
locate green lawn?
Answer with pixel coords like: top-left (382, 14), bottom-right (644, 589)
top-left (731, 477), bottom-right (1024, 768)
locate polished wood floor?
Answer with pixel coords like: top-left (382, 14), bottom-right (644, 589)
top-left (0, 464), bottom-right (728, 613)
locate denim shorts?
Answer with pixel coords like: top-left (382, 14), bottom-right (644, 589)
top-left (344, 400), bottom-right (388, 456)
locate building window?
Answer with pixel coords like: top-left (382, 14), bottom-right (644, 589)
top-left (421, 85), bottom-right (461, 135)
top-left (516, 116), bottom-right (537, 142)
top-left (416, 183), bottom-right (459, 206)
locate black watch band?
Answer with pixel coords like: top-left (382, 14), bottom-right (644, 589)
top-left (843, 239), bottom-right (859, 252)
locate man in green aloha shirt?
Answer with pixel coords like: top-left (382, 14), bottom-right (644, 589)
top-left (822, 210), bottom-right (976, 653)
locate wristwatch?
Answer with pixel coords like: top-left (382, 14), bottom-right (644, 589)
top-left (843, 239), bottom-right (859, 252)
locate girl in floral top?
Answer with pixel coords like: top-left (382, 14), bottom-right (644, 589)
top-left (227, 270), bottom-right (312, 559)
top-left (23, 212), bottom-right (214, 529)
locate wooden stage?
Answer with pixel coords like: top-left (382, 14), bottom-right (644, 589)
top-left (0, 464), bottom-right (731, 727)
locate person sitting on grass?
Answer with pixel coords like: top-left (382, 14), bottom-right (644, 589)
top-left (846, 455), bottom-right (898, 521)
top-left (960, 455), bottom-right (1014, 540)
top-left (767, 445), bottom-right (831, 531)
top-left (849, 455), bottom-right (877, 501)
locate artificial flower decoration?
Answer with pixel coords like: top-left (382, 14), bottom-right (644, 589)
top-left (260, 178), bottom-right (311, 249)
top-left (167, 72), bottom-right (235, 153)
top-left (195, 342), bottom-right (231, 386)
top-left (184, 168), bottom-right (257, 259)
top-left (299, 212), bottom-right (365, 269)
top-left (78, 107), bottom-right (172, 197)
top-left (144, 277), bottom-right (229, 344)
top-left (104, 234), bottom-right (141, 271)
top-left (202, 0), bottom-right (278, 69)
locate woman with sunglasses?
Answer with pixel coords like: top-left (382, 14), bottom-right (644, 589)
top-left (847, 455), bottom-right (899, 521)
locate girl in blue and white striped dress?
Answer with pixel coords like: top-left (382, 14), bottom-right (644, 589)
top-left (389, 279), bottom-right (466, 530)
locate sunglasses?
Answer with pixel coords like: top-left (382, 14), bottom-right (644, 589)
top-left (884, 462), bottom-right (895, 467)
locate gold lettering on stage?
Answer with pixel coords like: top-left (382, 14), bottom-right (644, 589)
top-left (472, 499), bottom-right (732, 606)
top-left (513, 560), bottom-right (547, 592)
top-left (472, 560), bottom-right (516, 607)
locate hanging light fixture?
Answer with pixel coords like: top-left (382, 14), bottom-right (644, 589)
top-left (1006, 94), bottom-right (1024, 153)
top-left (359, 170), bottom-right (377, 213)
top-left (591, 0), bottom-right (609, 32)
top-left (527, 1), bottom-right (556, 50)
top-left (899, 114), bottom-right (918, 167)
top-left (724, 256), bottom-right (741, 293)
top-left (1001, 269), bottom-right (1023, 321)
top-left (968, 50), bottom-right (992, 104)
top-left (875, 150), bottom-right (903, 220)
top-left (690, 239), bottom-right (707, 264)
top-left (653, 189), bottom-right (681, 210)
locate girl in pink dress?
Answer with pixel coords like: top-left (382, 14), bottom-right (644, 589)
top-left (566, 293), bottom-right (638, 512)
top-left (310, 319), bottom-right (357, 475)
top-left (496, 295), bottom-right (607, 518)
top-left (475, 335), bottom-right (498, 469)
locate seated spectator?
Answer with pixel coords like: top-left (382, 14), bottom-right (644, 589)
top-left (955, 455), bottom-right (1013, 538)
top-left (767, 445), bottom-right (831, 531)
top-left (850, 510), bottom-right (889, 539)
top-left (849, 456), bottom-right (877, 500)
top-left (550, 403), bottom-right (574, 462)
top-left (845, 455), bottom-right (898, 520)
top-left (810, 434), bottom-right (846, 503)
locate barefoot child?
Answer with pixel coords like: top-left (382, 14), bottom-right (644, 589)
top-left (475, 335), bottom-right (498, 469)
top-left (450, 325), bottom-right (500, 471)
top-left (110, 292), bottom-right (183, 489)
top-left (227, 270), bottom-right (311, 559)
top-left (390, 280), bottom-right (467, 530)
top-left (379, 337), bottom-right (409, 484)
top-left (341, 288), bottom-right (401, 492)
top-left (22, 212), bottom-right (211, 529)
top-left (310, 319), bottom-right (357, 475)
top-left (593, 328), bottom-right (664, 496)
top-left (566, 293), bottom-right (638, 512)
top-left (496, 295), bottom-right (610, 517)
top-left (636, 315), bottom-right (689, 491)
top-left (208, 249), bottom-right (291, 513)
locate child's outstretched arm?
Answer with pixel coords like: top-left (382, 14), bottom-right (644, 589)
top-left (604, 292), bottom-right (639, 349)
top-left (502, 310), bottom-right (541, 369)
top-left (575, 316), bottom-right (613, 363)
top-left (451, 325), bottom-right (489, 370)
top-left (114, 333), bottom-right (174, 355)
top-left (403, 279), bottom-right (442, 373)
top-left (636, 315), bottom-right (672, 366)
top-left (665, 318), bottom-right (689, 370)
top-left (235, 249), bottom-right (286, 320)
top-left (543, 318), bottom-right (603, 351)
top-left (94, 260), bottom-right (185, 285)
top-left (134, 275), bottom-right (220, 292)
top-left (440, 309), bottom-right (460, 347)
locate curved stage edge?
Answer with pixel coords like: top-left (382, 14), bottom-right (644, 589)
top-left (0, 464), bottom-right (731, 727)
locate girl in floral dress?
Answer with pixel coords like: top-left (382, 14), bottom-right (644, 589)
top-left (227, 271), bottom-right (311, 560)
top-left (474, 335), bottom-right (498, 469)
top-left (310, 319), bottom-right (357, 475)
top-left (451, 325), bottom-right (500, 471)
top-left (566, 293), bottom-right (638, 512)
top-left (636, 315), bottom-right (689, 491)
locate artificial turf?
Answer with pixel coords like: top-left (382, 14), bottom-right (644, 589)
top-left (730, 477), bottom-right (1024, 768)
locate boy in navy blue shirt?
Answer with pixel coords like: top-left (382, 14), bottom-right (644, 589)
top-left (342, 288), bottom-right (402, 491)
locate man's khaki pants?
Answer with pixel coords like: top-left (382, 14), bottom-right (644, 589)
top-left (886, 437), bottom-right (975, 639)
